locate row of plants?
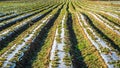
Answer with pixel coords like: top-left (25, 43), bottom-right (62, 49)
top-left (68, 1), bottom-right (119, 65)
top-left (63, 6), bottom-right (73, 66)
top-left (66, 3), bottom-right (107, 67)
top-left (31, 4), bottom-right (65, 68)
top-left (97, 12), bottom-right (120, 27)
top-left (0, 14), bottom-right (46, 67)
top-left (49, 4), bottom-right (72, 67)
top-left (78, 13), bottom-right (120, 68)
top-left (73, 1), bottom-right (120, 50)
top-left (84, 11), bottom-right (120, 51)
top-left (0, 1), bottom-right (45, 13)
top-left (14, 3), bottom-right (65, 68)
top-left (88, 12), bottom-right (120, 35)
top-left (94, 13), bottom-right (120, 32)
top-left (0, 3), bottom-right (57, 31)
top-left (0, 3), bottom-right (50, 22)
top-left (76, 1), bottom-right (120, 13)
top-left (0, 12), bottom-right (15, 18)
top-left (76, 2), bottom-right (119, 26)
top-left (74, 1), bottom-right (120, 51)
top-left (0, 3), bottom-right (61, 67)
top-left (0, 4), bottom-right (61, 51)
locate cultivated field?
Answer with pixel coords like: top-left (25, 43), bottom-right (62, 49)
top-left (0, 0), bottom-right (120, 68)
